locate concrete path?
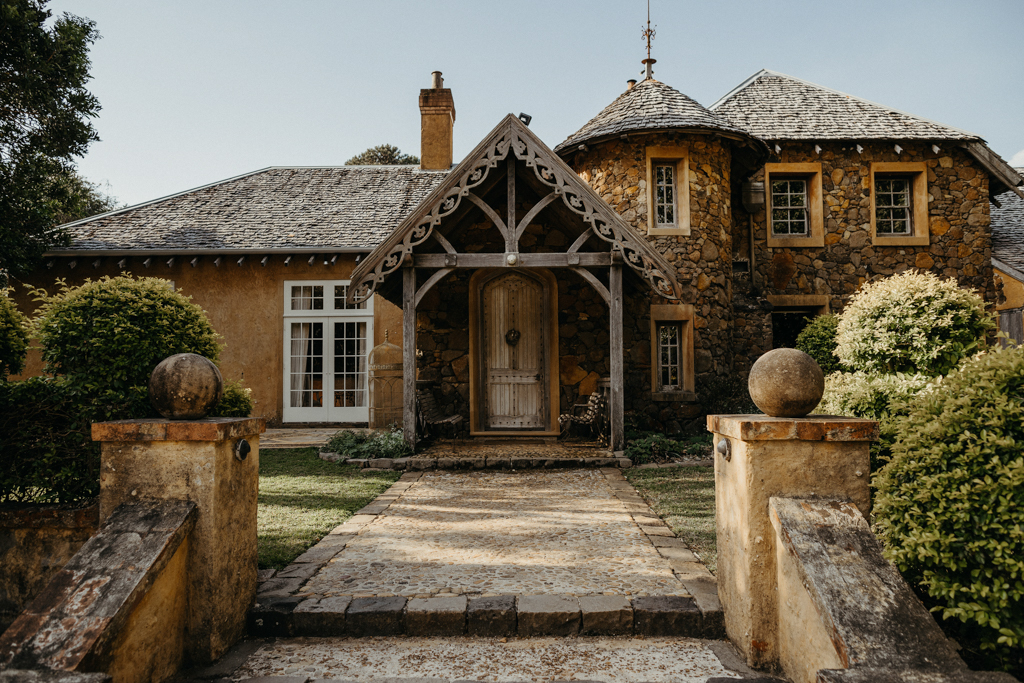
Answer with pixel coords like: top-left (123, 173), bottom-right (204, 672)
top-left (262, 428), bottom-right (350, 449)
top-left (231, 636), bottom-right (745, 682)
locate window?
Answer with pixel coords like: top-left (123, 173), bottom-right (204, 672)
top-left (766, 295), bottom-right (829, 349)
top-left (283, 280), bottom-right (374, 423)
top-left (650, 304), bottom-right (695, 400)
top-left (764, 163), bottom-right (824, 248)
top-left (770, 179), bottom-right (808, 236)
top-left (645, 146), bottom-right (690, 236)
top-left (870, 162), bottom-right (929, 246)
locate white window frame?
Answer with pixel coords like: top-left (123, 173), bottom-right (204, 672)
top-left (283, 280), bottom-right (374, 423)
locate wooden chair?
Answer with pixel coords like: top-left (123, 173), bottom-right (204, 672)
top-left (415, 388), bottom-right (464, 438)
top-left (559, 391), bottom-right (608, 443)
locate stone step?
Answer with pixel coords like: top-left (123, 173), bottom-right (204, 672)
top-left (248, 593), bottom-right (724, 640)
top-left (320, 454), bottom-right (634, 470)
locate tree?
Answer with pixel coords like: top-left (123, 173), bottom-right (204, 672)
top-left (0, 0), bottom-right (101, 286)
top-left (345, 144), bottom-right (419, 166)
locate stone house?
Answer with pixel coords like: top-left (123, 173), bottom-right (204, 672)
top-left (12, 67), bottom-right (1022, 447)
top-left (991, 168), bottom-right (1024, 342)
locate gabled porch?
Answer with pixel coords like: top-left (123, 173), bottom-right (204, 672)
top-left (349, 115), bottom-right (681, 452)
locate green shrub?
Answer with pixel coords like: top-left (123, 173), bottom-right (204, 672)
top-left (835, 270), bottom-right (994, 376)
top-left (795, 314), bottom-right (842, 374)
top-left (0, 290), bottom-right (29, 379)
top-left (211, 380), bottom-right (254, 418)
top-left (33, 275), bottom-right (222, 395)
top-left (325, 428), bottom-right (412, 459)
top-left (873, 347), bottom-right (1024, 672)
top-left (818, 370), bottom-right (935, 471)
top-left (626, 433), bottom-right (684, 464)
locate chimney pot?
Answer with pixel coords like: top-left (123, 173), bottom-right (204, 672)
top-left (627, 79), bottom-right (637, 90)
top-left (431, 71), bottom-right (443, 89)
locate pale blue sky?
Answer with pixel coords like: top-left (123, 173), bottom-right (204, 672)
top-left (50, 0), bottom-right (1024, 207)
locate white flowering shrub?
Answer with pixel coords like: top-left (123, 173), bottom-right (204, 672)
top-left (835, 270), bottom-right (994, 376)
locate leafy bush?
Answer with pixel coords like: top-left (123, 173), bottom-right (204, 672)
top-left (0, 290), bottom-right (29, 379)
top-left (33, 275), bottom-right (222, 395)
top-left (325, 427), bottom-right (412, 460)
top-left (625, 433), bottom-right (713, 464)
top-left (818, 370), bottom-right (935, 471)
top-left (835, 270), bottom-right (993, 376)
top-left (795, 314), bottom-right (842, 374)
top-left (211, 380), bottom-right (254, 418)
top-left (873, 347), bottom-right (1024, 672)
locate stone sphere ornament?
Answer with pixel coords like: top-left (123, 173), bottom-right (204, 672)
top-left (747, 348), bottom-right (825, 418)
top-left (148, 353), bottom-right (224, 420)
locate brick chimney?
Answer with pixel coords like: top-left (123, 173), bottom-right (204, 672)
top-left (419, 71), bottom-right (456, 170)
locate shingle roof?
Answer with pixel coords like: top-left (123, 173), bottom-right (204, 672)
top-left (993, 168), bottom-right (1024, 278)
top-left (553, 78), bottom-right (748, 153)
top-left (55, 166), bottom-right (449, 253)
top-left (710, 69), bottom-right (980, 141)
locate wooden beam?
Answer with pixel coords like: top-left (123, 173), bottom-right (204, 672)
top-left (609, 263), bottom-right (624, 452)
top-left (507, 157), bottom-right (517, 252)
top-left (403, 266), bottom-right (417, 450)
top-left (415, 267), bottom-right (455, 308)
top-left (432, 231), bottom-right (456, 254)
top-left (515, 191), bottom-right (558, 242)
top-left (466, 193), bottom-right (510, 244)
top-left (571, 267), bottom-right (610, 304)
top-left (567, 228), bottom-right (593, 254)
top-left (412, 252), bottom-right (611, 268)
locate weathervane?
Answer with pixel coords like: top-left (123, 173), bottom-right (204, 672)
top-left (641, 0), bottom-right (656, 80)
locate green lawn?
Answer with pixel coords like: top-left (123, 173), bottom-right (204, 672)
top-left (624, 466), bottom-right (717, 574)
top-left (257, 448), bottom-right (400, 569)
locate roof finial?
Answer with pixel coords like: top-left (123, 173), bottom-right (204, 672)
top-left (641, 0), bottom-right (656, 80)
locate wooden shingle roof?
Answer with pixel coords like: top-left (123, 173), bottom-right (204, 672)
top-left (52, 166), bottom-right (449, 254)
top-left (710, 69), bottom-right (980, 141)
top-left (553, 78), bottom-right (748, 153)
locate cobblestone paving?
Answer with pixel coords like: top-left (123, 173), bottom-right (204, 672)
top-left (303, 470), bottom-right (688, 598)
top-left (233, 636), bottom-right (740, 682)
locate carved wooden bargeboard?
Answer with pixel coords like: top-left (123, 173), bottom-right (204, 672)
top-left (483, 272), bottom-right (545, 429)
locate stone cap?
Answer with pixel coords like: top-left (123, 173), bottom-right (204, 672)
top-left (92, 417), bottom-right (266, 443)
top-left (707, 414), bottom-right (878, 442)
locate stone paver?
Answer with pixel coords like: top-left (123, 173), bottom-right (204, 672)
top-left (232, 637), bottom-right (741, 682)
top-left (262, 428), bottom-right (348, 449)
top-left (302, 470), bottom-right (689, 599)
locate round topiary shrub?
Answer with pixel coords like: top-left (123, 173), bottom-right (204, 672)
top-left (835, 270), bottom-right (994, 376)
top-left (0, 289), bottom-right (29, 379)
top-left (34, 275), bottom-right (222, 395)
top-left (795, 313), bottom-right (842, 374)
top-left (873, 347), bottom-right (1024, 672)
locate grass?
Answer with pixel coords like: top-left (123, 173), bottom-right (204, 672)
top-left (624, 465), bottom-right (717, 574)
top-left (257, 447), bottom-right (400, 569)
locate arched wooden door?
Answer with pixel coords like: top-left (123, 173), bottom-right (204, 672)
top-left (481, 271), bottom-right (547, 430)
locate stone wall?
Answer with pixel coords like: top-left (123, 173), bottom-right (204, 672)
top-left (569, 132), bottom-right (735, 382)
top-left (729, 140), bottom-right (995, 373)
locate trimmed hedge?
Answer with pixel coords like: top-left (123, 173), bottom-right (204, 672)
top-left (835, 270), bottom-right (994, 376)
top-left (873, 347), bottom-right (1024, 672)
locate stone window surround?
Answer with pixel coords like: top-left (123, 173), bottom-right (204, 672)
top-left (870, 161), bottom-right (930, 246)
top-left (645, 146), bottom-right (691, 237)
top-left (766, 294), bottom-right (830, 351)
top-left (649, 303), bottom-right (695, 402)
top-left (765, 163), bottom-right (824, 248)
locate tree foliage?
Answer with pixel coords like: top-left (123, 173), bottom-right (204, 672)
top-left (345, 143), bottom-right (419, 166)
top-left (0, 0), bottom-right (101, 285)
top-left (0, 288), bottom-right (29, 378)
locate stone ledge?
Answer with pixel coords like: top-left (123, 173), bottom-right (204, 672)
top-left (334, 456), bottom-right (634, 470)
top-left (92, 417), bottom-right (266, 443)
top-left (707, 414), bottom-right (878, 442)
top-left (0, 502), bottom-right (98, 530)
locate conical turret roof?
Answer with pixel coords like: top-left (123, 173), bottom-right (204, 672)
top-left (554, 78), bottom-right (748, 153)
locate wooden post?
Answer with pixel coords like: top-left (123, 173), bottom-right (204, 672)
top-left (506, 156), bottom-right (517, 253)
top-left (609, 260), bottom-right (624, 452)
top-left (403, 264), bottom-right (417, 450)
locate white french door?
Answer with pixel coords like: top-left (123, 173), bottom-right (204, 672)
top-left (283, 281), bottom-right (373, 423)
